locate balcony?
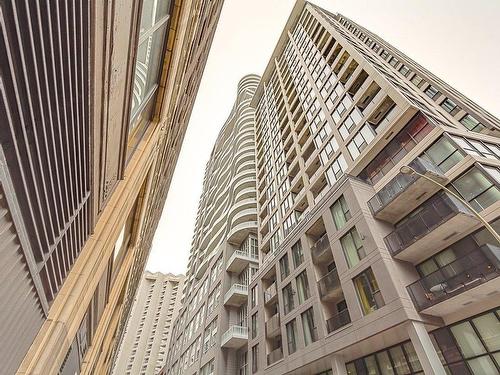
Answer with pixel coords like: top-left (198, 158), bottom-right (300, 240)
top-left (326, 309), bottom-right (351, 333)
top-left (265, 313), bottom-right (281, 338)
top-left (224, 284), bottom-right (248, 307)
top-left (227, 221), bottom-right (258, 245)
top-left (384, 192), bottom-right (478, 263)
top-left (311, 233), bottom-right (332, 264)
top-left (195, 257), bottom-right (209, 280)
top-left (267, 347), bottom-right (284, 365)
top-left (407, 244), bottom-right (500, 315)
top-left (318, 269), bottom-right (342, 301)
top-left (264, 282), bottom-right (277, 304)
top-left (226, 250), bottom-right (258, 273)
top-left (368, 157), bottom-right (448, 223)
top-left (221, 325), bottom-right (248, 349)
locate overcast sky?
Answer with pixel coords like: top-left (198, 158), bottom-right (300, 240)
top-left (146, 0), bottom-right (500, 275)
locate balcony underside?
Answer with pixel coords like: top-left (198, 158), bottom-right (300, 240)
top-left (321, 285), bottom-right (343, 302)
top-left (224, 290), bottom-right (248, 307)
top-left (391, 213), bottom-right (478, 263)
top-left (373, 175), bottom-right (445, 223)
top-left (221, 335), bottom-right (247, 349)
top-left (226, 254), bottom-right (257, 273)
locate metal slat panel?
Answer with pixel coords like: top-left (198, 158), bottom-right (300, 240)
top-left (0, 0), bottom-right (91, 307)
top-left (0, 189), bottom-right (45, 375)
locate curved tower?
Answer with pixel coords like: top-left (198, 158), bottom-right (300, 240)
top-left (165, 75), bottom-right (260, 375)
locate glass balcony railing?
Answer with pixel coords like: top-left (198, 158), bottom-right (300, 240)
top-left (407, 244), bottom-right (500, 311)
top-left (384, 192), bottom-right (473, 257)
top-left (368, 157), bottom-right (447, 221)
top-left (266, 313), bottom-right (281, 337)
top-left (326, 309), bottom-right (351, 333)
top-left (311, 233), bottom-right (332, 263)
top-left (267, 347), bottom-right (284, 365)
top-left (318, 269), bottom-right (342, 300)
top-left (264, 282), bottom-right (277, 304)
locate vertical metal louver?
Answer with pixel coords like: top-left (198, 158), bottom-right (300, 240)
top-left (0, 184), bottom-right (45, 375)
top-left (0, 0), bottom-right (91, 306)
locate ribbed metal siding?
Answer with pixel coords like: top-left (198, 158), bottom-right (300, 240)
top-left (0, 0), bottom-right (90, 304)
top-left (0, 186), bottom-right (45, 375)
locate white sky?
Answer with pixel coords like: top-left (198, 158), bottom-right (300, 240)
top-left (147, 0), bottom-right (500, 275)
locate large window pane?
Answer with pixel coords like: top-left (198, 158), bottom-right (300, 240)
top-left (130, 0), bottom-right (171, 131)
top-left (422, 137), bottom-right (463, 173)
top-left (341, 227), bottom-right (365, 268)
top-left (472, 313), bottom-right (500, 352)
top-left (354, 268), bottom-right (384, 315)
top-left (364, 355), bottom-right (380, 375)
top-left (301, 308), bottom-right (317, 346)
top-left (296, 271), bottom-right (310, 304)
top-left (389, 346), bottom-right (411, 374)
top-left (451, 167), bottom-right (500, 211)
top-left (376, 351), bottom-right (395, 375)
top-left (451, 322), bottom-right (486, 358)
top-left (467, 356), bottom-right (498, 374)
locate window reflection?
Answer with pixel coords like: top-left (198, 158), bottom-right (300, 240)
top-left (129, 0), bottom-right (171, 136)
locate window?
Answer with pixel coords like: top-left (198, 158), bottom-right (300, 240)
top-left (251, 286), bottom-right (258, 308)
top-left (200, 359), bottom-right (215, 375)
top-left (410, 74), bottom-right (423, 87)
top-left (252, 344), bottom-right (259, 373)
top-left (330, 195), bottom-right (351, 229)
top-left (398, 65), bottom-right (410, 77)
top-left (129, 0), bottom-right (171, 129)
top-left (279, 254), bottom-right (290, 280)
top-left (238, 351), bottom-right (248, 375)
top-left (320, 138), bottom-right (339, 165)
top-left (424, 85), bottom-right (440, 99)
top-left (282, 283), bottom-right (295, 314)
top-left (301, 308), bottom-right (318, 346)
top-left (296, 271), bottom-right (310, 304)
top-left (460, 114), bottom-right (485, 133)
top-left (347, 124), bottom-right (376, 160)
top-left (432, 310), bottom-right (500, 373)
top-left (346, 341), bottom-right (423, 374)
top-left (359, 114), bottom-right (433, 184)
top-left (450, 167), bottom-right (500, 211)
top-left (451, 136), bottom-right (500, 162)
top-left (341, 227), bottom-right (366, 268)
top-left (353, 268), bottom-right (384, 315)
top-left (440, 98), bottom-right (458, 113)
top-left (326, 154), bottom-right (347, 185)
top-left (421, 136), bottom-right (464, 173)
top-left (291, 241), bottom-right (304, 268)
top-left (331, 95), bottom-right (352, 124)
top-left (339, 109), bottom-right (363, 140)
top-left (286, 320), bottom-right (298, 355)
top-left (251, 313), bottom-right (258, 339)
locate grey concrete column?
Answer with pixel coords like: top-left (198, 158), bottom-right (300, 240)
top-left (407, 321), bottom-right (446, 375)
top-left (331, 354), bottom-right (347, 375)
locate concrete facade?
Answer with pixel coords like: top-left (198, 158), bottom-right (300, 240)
top-left (112, 272), bottom-right (184, 375)
top-left (167, 1), bottom-right (500, 375)
top-left (164, 75), bottom-right (261, 375)
top-left (248, 2), bottom-right (500, 374)
top-left (0, 0), bottom-right (224, 374)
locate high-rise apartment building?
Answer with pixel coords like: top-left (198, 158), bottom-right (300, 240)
top-left (167, 1), bottom-right (500, 375)
top-left (112, 272), bottom-right (184, 375)
top-left (248, 1), bottom-right (500, 374)
top-left (0, 0), bottom-right (223, 374)
top-left (164, 75), bottom-right (261, 375)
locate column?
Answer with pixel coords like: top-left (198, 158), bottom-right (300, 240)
top-left (407, 321), bottom-right (446, 375)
